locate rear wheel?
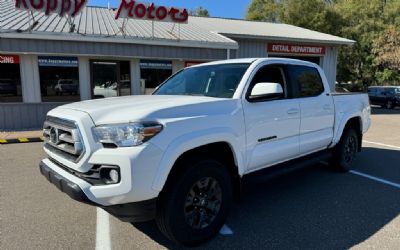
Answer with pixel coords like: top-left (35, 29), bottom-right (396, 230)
top-left (332, 128), bottom-right (359, 172)
top-left (156, 158), bottom-right (232, 246)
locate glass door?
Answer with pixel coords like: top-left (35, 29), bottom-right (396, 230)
top-left (91, 60), bottom-right (131, 99)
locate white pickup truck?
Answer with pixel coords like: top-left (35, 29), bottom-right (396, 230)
top-left (40, 58), bottom-right (371, 246)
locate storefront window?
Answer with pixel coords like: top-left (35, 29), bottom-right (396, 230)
top-left (39, 56), bottom-right (80, 102)
top-left (140, 60), bottom-right (173, 95)
top-left (91, 61), bottom-right (131, 99)
top-left (0, 55), bottom-right (22, 102)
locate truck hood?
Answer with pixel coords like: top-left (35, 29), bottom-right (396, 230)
top-left (57, 95), bottom-right (240, 125)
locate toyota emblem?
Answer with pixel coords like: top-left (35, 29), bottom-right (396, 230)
top-left (49, 127), bottom-right (59, 144)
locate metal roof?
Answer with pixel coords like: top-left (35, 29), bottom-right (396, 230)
top-left (0, 0), bottom-right (354, 49)
top-left (190, 16), bottom-right (355, 45)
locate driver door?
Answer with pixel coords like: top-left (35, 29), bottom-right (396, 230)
top-left (242, 64), bottom-right (300, 172)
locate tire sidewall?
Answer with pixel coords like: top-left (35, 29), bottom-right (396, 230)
top-left (158, 160), bottom-right (232, 246)
top-left (336, 129), bottom-right (359, 171)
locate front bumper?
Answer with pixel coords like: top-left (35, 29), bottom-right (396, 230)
top-left (39, 161), bottom-right (156, 222)
top-left (40, 161), bottom-right (94, 205)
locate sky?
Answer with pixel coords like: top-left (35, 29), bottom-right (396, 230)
top-left (89, 0), bottom-right (251, 19)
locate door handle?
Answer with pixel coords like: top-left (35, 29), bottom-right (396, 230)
top-left (287, 108), bottom-right (299, 115)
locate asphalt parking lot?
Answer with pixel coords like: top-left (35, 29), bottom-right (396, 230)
top-left (1, 107), bottom-right (399, 250)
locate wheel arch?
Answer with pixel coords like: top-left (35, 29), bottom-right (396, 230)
top-left (153, 141), bottom-right (242, 199)
top-left (334, 116), bottom-right (363, 151)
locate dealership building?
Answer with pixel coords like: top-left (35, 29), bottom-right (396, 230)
top-left (0, 0), bottom-right (354, 130)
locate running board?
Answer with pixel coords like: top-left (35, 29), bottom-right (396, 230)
top-left (243, 149), bottom-right (333, 181)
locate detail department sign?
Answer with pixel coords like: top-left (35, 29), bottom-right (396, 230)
top-left (268, 43), bottom-right (326, 55)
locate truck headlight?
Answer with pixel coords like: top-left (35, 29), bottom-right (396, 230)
top-left (93, 122), bottom-right (163, 147)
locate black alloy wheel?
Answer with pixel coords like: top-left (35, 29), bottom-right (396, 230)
top-left (332, 128), bottom-right (359, 172)
top-left (184, 177), bottom-right (222, 230)
top-left (156, 158), bottom-right (232, 246)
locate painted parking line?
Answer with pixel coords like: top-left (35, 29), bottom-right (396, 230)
top-left (350, 170), bottom-right (400, 189)
top-left (363, 140), bottom-right (400, 150)
top-left (96, 208), bottom-right (111, 250)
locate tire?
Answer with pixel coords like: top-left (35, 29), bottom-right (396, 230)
top-left (332, 128), bottom-right (359, 172)
top-left (156, 158), bottom-right (233, 246)
top-left (385, 100), bottom-right (393, 109)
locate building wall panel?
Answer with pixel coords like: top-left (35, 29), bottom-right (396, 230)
top-left (0, 103), bottom-right (64, 130)
top-left (0, 38), bottom-right (229, 61)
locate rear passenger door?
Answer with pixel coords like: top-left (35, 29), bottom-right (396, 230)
top-left (288, 65), bottom-right (335, 155)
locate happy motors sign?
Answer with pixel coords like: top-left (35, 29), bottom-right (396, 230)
top-left (115, 0), bottom-right (189, 23)
top-left (15, 0), bottom-right (87, 17)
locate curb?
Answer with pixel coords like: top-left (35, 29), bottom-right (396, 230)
top-left (0, 137), bottom-right (44, 144)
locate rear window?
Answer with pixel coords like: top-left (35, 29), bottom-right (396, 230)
top-left (288, 65), bottom-right (324, 98)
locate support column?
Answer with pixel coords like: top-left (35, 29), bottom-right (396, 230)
top-left (130, 58), bottom-right (141, 95)
top-left (78, 57), bottom-right (91, 100)
top-left (20, 54), bottom-right (41, 103)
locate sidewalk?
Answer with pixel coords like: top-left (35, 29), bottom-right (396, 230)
top-left (0, 130), bottom-right (43, 144)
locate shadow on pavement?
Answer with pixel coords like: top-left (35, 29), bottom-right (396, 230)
top-left (132, 160), bottom-right (400, 249)
top-left (354, 147), bottom-right (400, 184)
top-left (371, 106), bottom-right (400, 115)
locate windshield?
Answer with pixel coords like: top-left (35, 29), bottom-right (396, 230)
top-left (154, 63), bottom-right (250, 98)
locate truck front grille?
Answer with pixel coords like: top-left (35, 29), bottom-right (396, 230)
top-left (43, 116), bottom-right (85, 163)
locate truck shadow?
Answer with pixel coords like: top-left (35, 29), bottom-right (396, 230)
top-left (132, 148), bottom-right (400, 249)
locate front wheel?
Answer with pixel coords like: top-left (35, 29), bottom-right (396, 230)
top-left (156, 158), bottom-right (232, 246)
top-left (332, 128), bottom-right (359, 172)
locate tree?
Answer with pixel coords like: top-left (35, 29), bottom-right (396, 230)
top-left (245, 0), bottom-right (400, 88)
top-left (190, 7), bottom-right (210, 17)
top-left (372, 25), bottom-right (400, 84)
top-left (246, 0), bottom-right (283, 22)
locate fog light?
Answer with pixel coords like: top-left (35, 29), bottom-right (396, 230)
top-left (99, 166), bottom-right (120, 184)
top-left (109, 169), bottom-right (119, 183)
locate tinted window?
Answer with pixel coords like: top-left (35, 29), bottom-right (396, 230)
top-left (289, 66), bottom-right (324, 97)
top-left (0, 60), bottom-right (22, 103)
top-left (249, 65), bottom-right (287, 99)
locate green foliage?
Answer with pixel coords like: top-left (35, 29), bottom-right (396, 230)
top-left (190, 7), bottom-right (210, 17)
top-left (246, 0), bottom-right (400, 87)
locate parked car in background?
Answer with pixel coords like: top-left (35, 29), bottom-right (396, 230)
top-left (54, 79), bottom-right (79, 95)
top-left (368, 86), bottom-right (400, 109)
top-left (94, 80), bottom-right (131, 98)
top-left (0, 79), bottom-right (17, 95)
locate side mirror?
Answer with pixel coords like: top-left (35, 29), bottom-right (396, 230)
top-left (249, 82), bottom-right (283, 101)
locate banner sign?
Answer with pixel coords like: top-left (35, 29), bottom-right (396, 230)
top-left (267, 43), bottom-right (325, 55)
top-left (140, 60), bottom-right (172, 70)
top-left (38, 56), bottom-right (78, 67)
top-left (115, 0), bottom-right (188, 23)
top-left (15, 0), bottom-right (87, 17)
top-left (0, 55), bottom-right (20, 64)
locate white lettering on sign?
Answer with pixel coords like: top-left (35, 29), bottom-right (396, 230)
top-left (14, 0), bottom-right (87, 17)
top-left (268, 43), bottom-right (325, 55)
top-left (115, 0), bottom-right (188, 24)
top-left (0, 55), bottom-right (19, 64)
